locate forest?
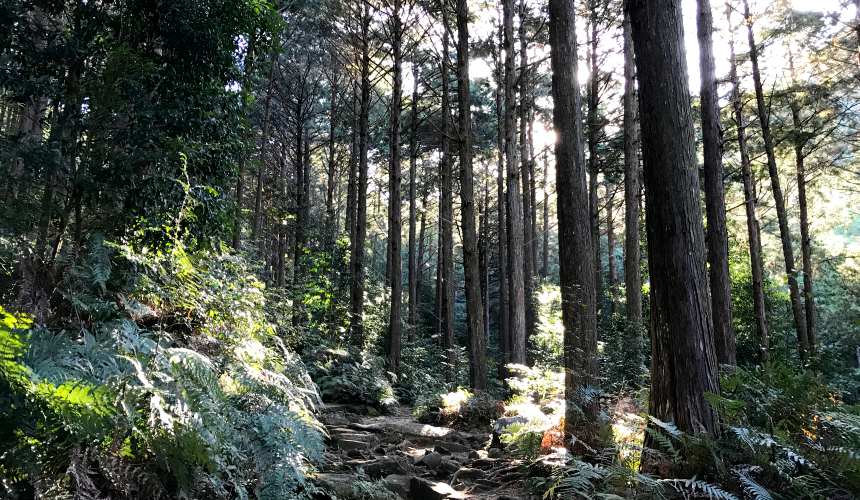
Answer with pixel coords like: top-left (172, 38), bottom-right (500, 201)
top-left (1, 0), bottom-right (859, 498)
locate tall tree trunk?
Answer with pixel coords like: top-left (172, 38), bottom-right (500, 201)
top-left (727, 6), bottom-right (768, 361)
top-left (386, 0), bottom-right (404, 374)
top-left (326, 60), bottom-right (339, 241)
top-left (743, 0), bottom-right (808, 359)
top-left (541, 154), bottom-right (549, 278)
top-left (697, 0), bottom-right (736, 366)
top-left (346, 85), bottom-right (359, 244)
top-left (518, 0), bottom-right (537, 354)
top-left (587, 4), bottom-right (603, 314)
top-left (416, 187), bottom-right (429, 331)
top-left (350, 7), bottom-right (372, 344)
top-left (234, 37), bottom-right (257, 250)
top-left (787, 51), bottom-right (817, 353)
top-left (439, 5), bottom-right (456, 383)
top-left (456, 0), bottom-right (487, 390)
top-left (622, 10), bottom-right (643, 376)
top-left (606, 188), bottom-right (618, 312)
top-left (252, 61), bottom-right (276, 244)
top-left (548, 0), bottom-right (600, 444)
top-left (627, 0), bottom-right (720, 443)
top-left (408, 61), bottom-right (421, 329)
top-left (504, 0), bottom-right (528, 365)
top-left (494, 22), bottom-right (510, 377)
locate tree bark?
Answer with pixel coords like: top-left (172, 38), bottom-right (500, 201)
top-left (541, 154), bottom-right (549, 279)
top-left (504, 0), bottom-right (528, 365)
top-left (408, 61), bottom-right (421, 328)
top-left (519, 0), bottom-right (537, 353)
top-left (697, 0), bottom-right (736, 366)
top-left (494, 22), bottom-right (510, 378)
top-left (548, 0), bottom-right (600, 444)
top-left (606, 188), bottom-right (618, 312)
top-left (350, 7), bottom-right (372, 344)
top-left (627, 0), bottom-right (720, 441)
top-left (346, 83), bottom-right (359, 245)
top-left (439, 4), bottom-right (456, 383)
top-left (587, 3), bottom-right (603, 314)
top-left (326, 59), bottom-right (339, 241)
top-left (456, 0), bottom-right (487, 390)
top-left (622, 9), bottom-right (643, 379)
top-left (727, 7), bottom-right (768, 361)
top-left (788, 51), bottom-right (817, 353)
top-left (386, 0), bottom-right (404, 374)
top-left (743, 0), bottom-right (808, 359)
top-left (252, 60), bottom-right (276, 244)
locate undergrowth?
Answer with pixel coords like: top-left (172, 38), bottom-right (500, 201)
top-left (0, 237), bottom-right (324, 499)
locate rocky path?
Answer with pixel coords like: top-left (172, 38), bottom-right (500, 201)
top-left (314, 404), bottom-right (536, 500)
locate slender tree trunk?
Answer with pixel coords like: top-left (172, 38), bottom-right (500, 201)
top-left (548, 0), bottom-right (600, 444)
top-left (386, 0), bottom-right (404, 374)
top-left (587, 5), bottom-right (603, 313)
top-left (252, 61), bottom-right (276, 244)
top-left (408, 61), bottom-right (421, 329)
top-left (416, 188), bottom-right (429, 330)
top-left (622, 10), bottom-right (643, 376)
top-left (346, 85), bottom-right (359, 244)
top-left (350, 7), bottom-right (372, 344)
top-left (787, 52), bottom-right (817, 353)
top-left (518, 0), bottom-right (537, 354)
top-left (440, 5), bottom-right (456, 382)
top-left (494, 23), bottom-right (510, 378)
top-left (541, 154), bottom-right (549, 278)
top-left (628, 0), bottom-right (720, 443)
top-left (326, 60), bottom-right (339, 240)
top-left (697, 0), bottom-right (736, 366)
top-left (606, 188), bottom-right (618, 312)
top-left (727, 6), bottom-right (768, 361)
top-left (743, 0), bottom-right (808, 359)
top-left (234, 37), bottom-right (256, 250)
top-left (504, 0), bottom-right (528, 365)
top-left (456, 0), bottom-right (487, 390)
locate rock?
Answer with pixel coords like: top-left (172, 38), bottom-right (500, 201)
top-left (315, 473), bottom-right (357, 498)
top-left (351, 417), bottom-right (458, 438)
top-left (451, 467), bottom-right (485, 482)
top-left (409, 477), bottom-right (467, 500)
top-left (471, 457), bottom-right (499, 469)
top-left (346, 449), bottom-right (366, 459)
top-left (418, 451), bottom-right (443, 469)
top-left (434, 444), bottom-right (451, 455)
top-left (383, 474), bottom-right (412, 498)
top-left (439, 458), bottom-right (460, 475)
top-left (468, 449), bottom-right (487, 459)
top-left (435, 441), bottom-right (471, 453)
top-left (487, 447), bottom-right (503, 458)
top-left (337, 439), bottom-right (371, 452)
top-left (361, 456), bottom-right (410, 478)
top-left (373, 446), bottom-right (386, 455)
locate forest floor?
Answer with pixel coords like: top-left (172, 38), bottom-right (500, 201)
top-left (314, 403), bottom-right (541, 500)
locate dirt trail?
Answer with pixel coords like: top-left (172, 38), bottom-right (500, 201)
top-left (314, 404), bottom-right (537, 500)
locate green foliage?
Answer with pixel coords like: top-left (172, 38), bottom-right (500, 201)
top-left (0, 237), bottom-right (324, 499)
top-left (309, 348), bottom-right (397, 413)
top-left (414, 387), bottom-right (502, 429)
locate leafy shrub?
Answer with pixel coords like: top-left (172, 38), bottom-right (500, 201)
top-left (0, 238), bottom-right (324, 499)
top-left (413, 388), bottom-right (502, 429)
top-left (309, 348), bottom-right (398, 413)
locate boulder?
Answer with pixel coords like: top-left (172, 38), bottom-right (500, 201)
top-left (409, 477), bottom-right (467, 500)
top-left (360, 456), bottom-right (410, 478)
top-left (418, 451), bottom-right (443, 469)
top-left (315, 473), bottom-right (357, 498)
top-left (383, 474), bottom-right (412, 498)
